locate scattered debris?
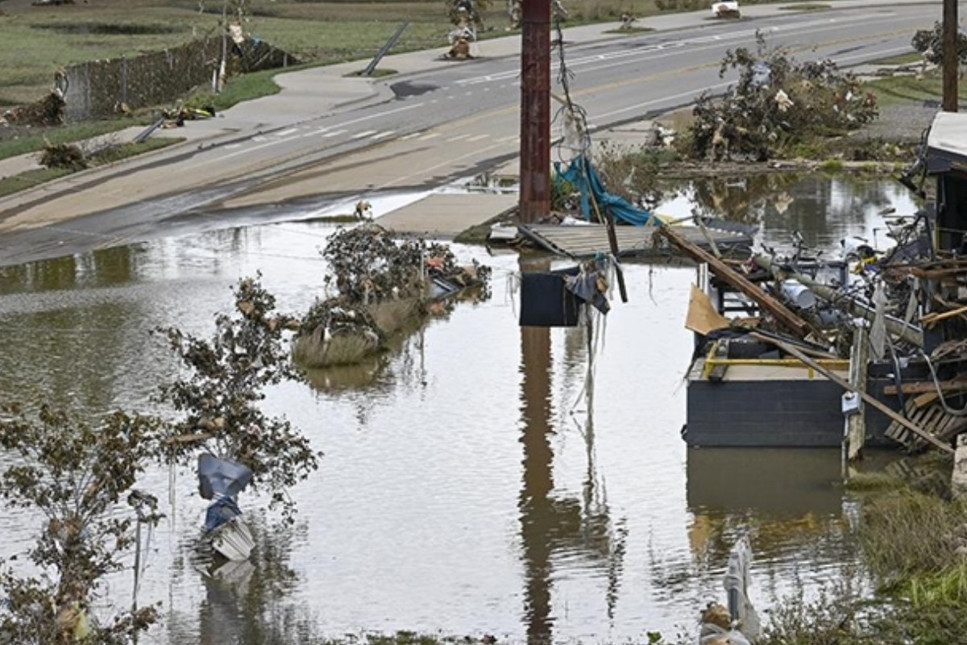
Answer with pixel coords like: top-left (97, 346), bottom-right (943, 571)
top-left (354, 200), bottom-right (373, 220)
top-left (508, 0), bottom-right (522, 29)
top-left (698, 536), bottom-right (759, 644)
top-left (685, 33), bottom-right (877, 161)
top-left (160, 103), bottom-right (216, 128)
top-left (292, 224), bottom-right (492, 367)
top-left (39, 142), bottom-right (87, 170)
top-left (674, 111), bottom-right (967, 455)
top-left (618, 13), bottom-right (638, 30)
top-left (711, 1), bottom-right (740, 19)
top-left (3, 92), bottom-right (66, 127)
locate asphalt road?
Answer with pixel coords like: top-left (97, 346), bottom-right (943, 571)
top-left (0, 2), bottom-right (942, 265)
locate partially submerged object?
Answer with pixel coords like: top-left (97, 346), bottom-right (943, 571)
top-left (699, 536), bottom-right (758, 645)
top-left (293, 223), bottom-right (492, 368)
top-left (198, 453), bottom-right (255, 561)
top-left (673, 111), bottom-right (967, 454)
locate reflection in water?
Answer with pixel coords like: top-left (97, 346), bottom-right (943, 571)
top-left (518, 257), bottom-right (554, 643)
top-left (517, 257), bottom-right (627, 643)
top-left (187, 515), bottom-right (312, 645)
top-left (0, 175), bottom-right (931, 642)
top-left (685, 448), bottom-right (850, 575)
top-left (664, 173), bottom-right (923, 254)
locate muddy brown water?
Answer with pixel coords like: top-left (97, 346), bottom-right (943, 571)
top-left (0, 175), bottom-right (924, 643)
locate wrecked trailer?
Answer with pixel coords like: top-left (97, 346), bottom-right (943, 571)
top-left (672, 111), bottom-right (967, 453)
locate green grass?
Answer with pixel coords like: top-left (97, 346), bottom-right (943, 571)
top-left (864, 73), bottom-right (956, 107)
top-left (868, 51), bottom-right (924, 66)
top-left (845, 471), bottom-right (907, 492)
top-left (0, 136), bottom-right (182, 198)
top-left (184, 66), bottom-right (283, 112)
top-left (0, 167), bottom-right (73, 198)
top-left (0, 0), bottom-right (875, 109)
top-left (87, 136), bottom-right (182, 164)
top-left (0, 118), bottom-right (156, 161)
top-left (603, 26), bottom-right (656, 34)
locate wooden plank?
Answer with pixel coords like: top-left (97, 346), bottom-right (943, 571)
top-left (517, 222), bottom-right (751, 259)
top-left (913, 391), bottom-right (940, 408)
top-left (846, 325), bottom-right (868, 462)
top-left (659, 225), bottom-right (817, 338)
top-left (883, 379), bottom-right (967, 395)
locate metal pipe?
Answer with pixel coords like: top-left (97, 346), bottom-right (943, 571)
top-left (754, 255), bottom-right (924, 347)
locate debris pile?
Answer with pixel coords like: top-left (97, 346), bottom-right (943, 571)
top-left (667, 158), bottom-right (967, 457)
top-left (39, 142), bottom-right (86, 170)
top-left (293, 223), bottom-right (492, 368)
top-left (684, 33), bottom-right (877, 161)
top-left (2, 92), bottom-right (66, 128)
top-left (711, 1), bottom-right (741, 19)
top-left (911, 21), bottom-right (967, 67)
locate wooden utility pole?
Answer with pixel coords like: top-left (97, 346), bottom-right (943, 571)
top-left (943, 0), bottom-right (959, 112)
top-left (519, 0), bottom-right (551, 223)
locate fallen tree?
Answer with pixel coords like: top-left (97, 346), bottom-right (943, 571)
top-left (682, 32), bottom-right (878, 161)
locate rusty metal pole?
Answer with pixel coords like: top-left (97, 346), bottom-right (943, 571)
top-left (943, 0), bottom-right (959, 112)
top-left (519, 0), bottom-right (551, 223)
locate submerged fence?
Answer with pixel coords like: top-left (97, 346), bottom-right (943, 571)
top-left (61, 37), bottom-right (298, 122)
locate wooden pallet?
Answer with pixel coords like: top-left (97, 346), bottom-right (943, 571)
top-left (885, 398), bottom-right (967, 451)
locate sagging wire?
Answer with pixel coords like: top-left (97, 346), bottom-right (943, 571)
top-left (552, 17), bottom-right (592, 165)
top-left (919, 348), bottom-right (967, 417)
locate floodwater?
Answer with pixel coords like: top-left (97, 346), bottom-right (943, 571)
top-left (0, 174), bottom-right (924, 643)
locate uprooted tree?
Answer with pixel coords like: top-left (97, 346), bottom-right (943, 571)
top-left (683, 32), bottom-right (878, 162)
top-left (0, 404), bottom-right (163, 644)
top-left (155, 275), bottom-right (320, 521)
top-left (911, 21), bottom-right (967, 67)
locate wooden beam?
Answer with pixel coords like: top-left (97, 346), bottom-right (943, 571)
top-left (884, 379), bottom-right (967, 395)
top-left (656, 225), bottom-right (815, 338)
top-left (752, 332), bottom-right (954, 454)
top-left (846, 325), bottom-right (868, 462)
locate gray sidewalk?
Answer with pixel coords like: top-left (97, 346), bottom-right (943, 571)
top-left (0, 0), bottom-right (938, 183)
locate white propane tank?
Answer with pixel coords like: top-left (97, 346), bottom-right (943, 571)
top-left (780, 280), bottom-right (817, 309)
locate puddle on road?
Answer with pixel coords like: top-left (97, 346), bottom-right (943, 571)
top-left (0, 173), bottom-right (925, 644)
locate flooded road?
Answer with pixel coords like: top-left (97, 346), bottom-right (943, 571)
top-left (0, 175), bottom-right (921, 643)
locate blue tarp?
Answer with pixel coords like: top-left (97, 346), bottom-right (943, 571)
top-left (204, 496), bottom-right (242, 533)
top-left (554, 155), bottom-right (657, 226)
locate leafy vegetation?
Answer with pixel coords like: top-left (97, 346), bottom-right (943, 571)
top-left (682, 32), bottom-right (877, 162)
top-left (911, 21), bottom-right (967, 67)
top-left (0, 404), bottom-right (163, 644)
top-left (156, 275), bottom-right (320, 521)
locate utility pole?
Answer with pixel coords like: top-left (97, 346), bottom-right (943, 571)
top-left (519, 0), bottom-right (551, 223)
top-left (943, 0), bottom-right (958, 112)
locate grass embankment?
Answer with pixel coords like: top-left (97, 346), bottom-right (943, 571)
top-left (0, 0), bottom-right (869, 108)
top-left (750, 463), bottom-right (967, 645)
top-left (0, 137), bottom-right (181, 198)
